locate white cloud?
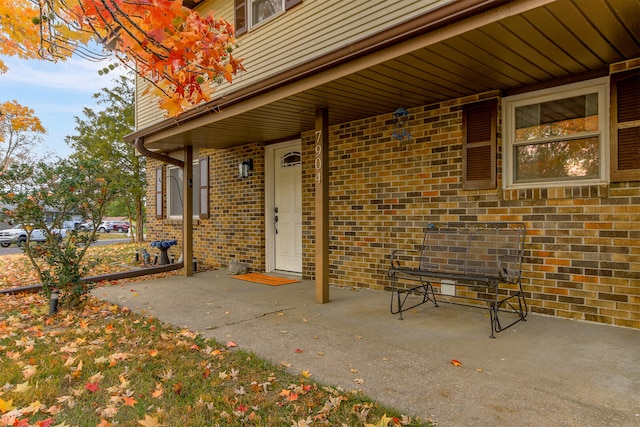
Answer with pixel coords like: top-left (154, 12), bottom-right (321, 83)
top-left (1, 56), bottom-right (124, 93)
top-left (1, 53), bottom-right (128, 158)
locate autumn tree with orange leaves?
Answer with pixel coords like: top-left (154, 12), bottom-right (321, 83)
top-left (0, 100), bottom-right (46, 170)
top-left (0, 0), bottom-right (245, 116)
top-left (0, 0), bottom-right (245, 309)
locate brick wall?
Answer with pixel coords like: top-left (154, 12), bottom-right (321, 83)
top-left (146, 94), bottom-right (639, 329)
top-left (301, 92), bottom-right (640, 329)
top-left (145, 143), bottom-right (266, 271)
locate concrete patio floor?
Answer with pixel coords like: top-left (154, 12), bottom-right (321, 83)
top-left (92, 270), bottom-right (640, 426)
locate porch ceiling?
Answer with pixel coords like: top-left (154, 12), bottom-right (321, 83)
top-left (142, 0), bottom-right (639, 152)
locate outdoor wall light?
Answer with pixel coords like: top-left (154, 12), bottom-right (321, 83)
top-left (392, 107), bottom-right (412, 144)
top-left (238, 159), bottom-right (253, 178)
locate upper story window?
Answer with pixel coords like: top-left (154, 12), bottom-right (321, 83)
top-left (503, 78), bottom-right (608, 188)
top-left (251, 0), bottom-right (284, 27)
top-left (235, 0), bottom-right (301, 35)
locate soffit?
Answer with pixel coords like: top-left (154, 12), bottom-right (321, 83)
top-left (142, 0), bottom-right (639, 151)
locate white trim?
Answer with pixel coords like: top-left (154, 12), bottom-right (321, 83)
top-left (265, 139), bottom-right (301, 272)
top-left (502, 77), bottom-right (610, 189)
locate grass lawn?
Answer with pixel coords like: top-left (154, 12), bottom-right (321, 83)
top-left (0, 243), bottom-right (432, 427)
top-left (94, 232), bottom-right (132, 241)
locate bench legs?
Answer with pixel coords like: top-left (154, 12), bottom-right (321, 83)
top-left (390, 274), bottom-right (529, 338)
top-left (389, 275), bottom-right (438, 320)
top-left (489, 288), bottom-right (528, 338)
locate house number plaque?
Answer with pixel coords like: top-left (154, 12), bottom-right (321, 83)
top-left (314, 130), bottom-right (322, 183)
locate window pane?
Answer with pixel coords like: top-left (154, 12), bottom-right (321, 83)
top-left (515, 94), bottom-right (598, 142)
top-left (515, 137), bottom-right (600, 182)
top-left (192, 163), bottom-right (200, 215)
top-left (281, 151), bottom-right (301, 167)
top-left (251, 0), bottom-right (283, 26)
top-left (169, 168), bottom-right (183, 216)
top-left (168, 164), bottom-right (199, 217)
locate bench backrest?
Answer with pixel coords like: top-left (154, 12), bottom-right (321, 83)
top-left (419, 222), bottom-right (526, 283)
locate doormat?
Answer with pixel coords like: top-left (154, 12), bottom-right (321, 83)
top-left (231, 272), bottom-right (299, 286)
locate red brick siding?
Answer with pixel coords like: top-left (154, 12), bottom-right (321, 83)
top-left (300, 93), bottom-right (639, 329)
top-left (146, 93), bottom-right (639, 329)
top-left (145, 143), bottom-right (265, 270)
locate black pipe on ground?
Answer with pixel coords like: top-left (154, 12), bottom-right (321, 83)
top-left (0, 261), bottom-right (184, 296)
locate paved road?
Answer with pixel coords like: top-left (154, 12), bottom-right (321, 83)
top-left (0, 238), bottom-right (131, 256)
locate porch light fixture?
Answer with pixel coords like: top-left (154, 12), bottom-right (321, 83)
top-left (238, 159), bottom-right (253, 178)
top-left (392, 107), bottom-right (412, 144)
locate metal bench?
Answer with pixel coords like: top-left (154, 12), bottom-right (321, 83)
top-left (388, 222), bottom-right (528, 338)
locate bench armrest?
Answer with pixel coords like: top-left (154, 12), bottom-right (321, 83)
top-left (390, 249), bottom-right (420, 271)
top-left (390, 249), bottom-right (405, 270)
top-left (498, 254), bottom-right (522, 283)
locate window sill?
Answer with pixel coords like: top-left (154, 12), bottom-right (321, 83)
top-left (502, 183), bottom-right (609, 201)
top-left (164, 218), bottom-right (201, 225)
top-left (504, 177), bottom-right (608, 191)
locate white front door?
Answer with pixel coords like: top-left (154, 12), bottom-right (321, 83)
top-left (269, 143), bottom-right (302, 272)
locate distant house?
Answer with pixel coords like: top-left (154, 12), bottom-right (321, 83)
top-left (0, 203), bottom-right (75, 227)
top-left (126, 0), bottom-right (640, 329)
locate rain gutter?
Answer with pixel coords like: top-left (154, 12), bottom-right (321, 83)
top-left (135, 137), bottom-right (184, 168)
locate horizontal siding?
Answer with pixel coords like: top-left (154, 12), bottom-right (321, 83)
top-left (136, 0), bottom-right (234, 128)
top-left (137, 0), bottom-right (452, 129)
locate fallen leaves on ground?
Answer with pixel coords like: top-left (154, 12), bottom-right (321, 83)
top-left (0, 243), bottom-right (185, 292)
top-left (137, 414), bottom-right (163, 427)
top-left (0, 244), bottom-right (431, 426)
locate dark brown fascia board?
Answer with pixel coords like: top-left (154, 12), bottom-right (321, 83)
top-left (124, 0), bottom-right (506, 144)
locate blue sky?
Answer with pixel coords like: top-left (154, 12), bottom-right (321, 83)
top-left (0, 55), bottom-right (123, 159)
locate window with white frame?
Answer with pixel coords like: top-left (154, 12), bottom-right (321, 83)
top-left (235, 0), bottom-right (301, 35)
top-left (167, 162), bottom-right (200, 219)
top-left (250, 0), bottom-right (284, 27)
top-left (503, 78), bottom-right (608, 188)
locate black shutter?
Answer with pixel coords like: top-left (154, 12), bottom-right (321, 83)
top-left (234, 0), bottom-right (247, 36)
top-left (462, 99), bottom-right (497, 190)
top-left (611, 68), bottom-right (640, 182)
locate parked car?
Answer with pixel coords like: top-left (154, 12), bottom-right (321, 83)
top-left (77, 220), bottom-right (95, 231)
top-left (108, 221), bottom-right (130, 233)
top-left (97, 222), bottom-right (114, 233)
top-left (0, 224), bottom-right (67, 247)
